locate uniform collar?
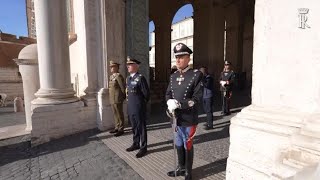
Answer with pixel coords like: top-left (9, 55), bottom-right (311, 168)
top-left (130, 72), bottom-right (137, 77)
top-left (178, 65), bottom-right (190, 73)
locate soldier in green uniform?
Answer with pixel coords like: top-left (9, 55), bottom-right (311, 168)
top-left (109, 61), bottom-right (126, 137)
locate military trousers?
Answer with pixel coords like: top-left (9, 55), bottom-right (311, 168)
top-left (221, 91), bottom-right (232, 114)
top-left (203, 97), bottom-right (213, 127)
top-left (111, 103), bottom-right (125, 131)
top-left (129, 111), bottom-right (147, 151)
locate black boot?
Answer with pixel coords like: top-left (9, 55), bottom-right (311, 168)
top-left (185, 147), bottom-right (194, 180)
top-left (167, 146), bottom-right (185, 177)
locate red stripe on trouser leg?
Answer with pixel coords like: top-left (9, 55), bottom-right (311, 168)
top-left (186, 125), bottom-right (197, 150)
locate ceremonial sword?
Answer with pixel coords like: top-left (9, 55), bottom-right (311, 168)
top-left (171, 111), bottom-right (177, 178)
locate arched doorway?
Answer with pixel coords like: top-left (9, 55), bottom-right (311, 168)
top-left (171, 4), bottom-right (194, 70)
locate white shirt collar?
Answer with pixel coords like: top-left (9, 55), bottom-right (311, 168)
top-left (130, 73), bottom-right (136, 77)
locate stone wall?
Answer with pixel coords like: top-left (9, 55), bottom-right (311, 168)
top-left (227, 0), bottom-right (320, 179)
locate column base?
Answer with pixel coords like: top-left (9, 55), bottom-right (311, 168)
top-left (31, 101), bottom-right (97, 146)
top-left (81, 92), bottom-right (97, 107)
top-left (33, 88), bottom-right (79, 105)
top-left (226, 105), bottom-right (318, 180)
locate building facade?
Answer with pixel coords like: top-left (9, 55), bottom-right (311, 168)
top-left (149, 17), bottom-right (194, 68)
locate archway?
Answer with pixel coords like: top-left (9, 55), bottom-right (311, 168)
top-left (171, 4), bottom-right (194, 71)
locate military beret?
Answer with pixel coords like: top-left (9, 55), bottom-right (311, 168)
top-left (126, 56), bottom-right (141, 64)
top-left (224, 61), bottom-right (231, 65)
top-left (173, 43), bottom-right (193, 56)
top-left (109, 61), bottom-right (120, 67)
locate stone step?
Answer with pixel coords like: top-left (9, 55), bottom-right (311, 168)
top-left (0, 124), bottom-right (30, 147)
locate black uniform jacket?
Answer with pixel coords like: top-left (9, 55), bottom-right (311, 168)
top-left (220, 70), bottom-right (235, 91)
top-left (126, 72), bottom-right (150, 115)
top-left (165, 66), bottom-right (203, 126)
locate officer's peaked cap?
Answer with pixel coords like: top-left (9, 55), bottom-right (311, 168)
top-left (109, 61), bottom-right (120, 67)
top-left (173, 43), bottom-right (193, 56)
top-left (126, 56), bottom-right (141, 64)
top-left (224, 61), bottom-right (231, 65)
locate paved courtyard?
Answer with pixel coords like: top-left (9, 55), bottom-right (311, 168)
top-left (0, 90), bottom-right (250, 180)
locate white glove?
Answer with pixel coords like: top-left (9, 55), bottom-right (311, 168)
top-left (220, 81), bottom-right (226, 86)
top-left (167, 99), bottom-right (181, 113)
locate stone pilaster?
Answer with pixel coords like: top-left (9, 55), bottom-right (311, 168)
top-left (193, 1), bottom-right (210, 68)
top-left (97, 0), bottom-right (127, 131)
top-left (207, 3), bottom-right (226, 85)
top-left (227, 0), bottom-right (320, 179)
top-left (125, 0), bottom-right (149, 83)
top-left (225, 0), bottom-right (245, 73)
top-left (82, 0), bottom-right (103, 101)
top-left (154, 18), bottom-right (171, 82)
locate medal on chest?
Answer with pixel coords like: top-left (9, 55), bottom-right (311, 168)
top-left (176, 75), bottom-right (185, 85)
top-left (130, 77), bottom-right (139, 86)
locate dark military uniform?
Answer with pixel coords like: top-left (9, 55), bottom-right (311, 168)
top-left (108, 61), bottom-right (126, 135)
top-left (166, 43), bottom-right (203, 180)
top-left (202, 73), bottom-right (214, 128)
top-left (220, 61), bottom-right (235, 115)
top-left (125, 58), bottom-right (150, 157)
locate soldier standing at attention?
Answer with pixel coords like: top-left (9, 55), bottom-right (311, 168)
top-left (108, 61), bottom-right (126, 137)
top-left (125, 56), bottom-right (150, 158)
top-left (199, 67), bottom-right (214, 130)
top-left (219, 61), bottom-right (235, 115)
top-left (166, 43), bottom-right (203, 180)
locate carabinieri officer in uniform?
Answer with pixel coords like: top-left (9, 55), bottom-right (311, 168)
top-left (166, 43), bottom-right (203, 180)
top-left (125, 56), bottom-right (150, 158)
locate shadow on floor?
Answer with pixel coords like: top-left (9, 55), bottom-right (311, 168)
top-left (147, 126), bottom-right (230, 155)
top-left (193, 158), bottom-right (227, 179)
top-left (0, 129), bottom-right (99, 166)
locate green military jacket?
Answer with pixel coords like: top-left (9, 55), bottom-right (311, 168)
top-left (109, 73), bottom-right (126, 104)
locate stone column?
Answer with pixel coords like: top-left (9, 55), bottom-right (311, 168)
top-left (155, 18), bottom-right (171, 82)
top-left (33, 0), bottom-right (77, 105)
top-left (97, 0), bottom-right (126, 131)
top-left (207, 3), bottom-right (226, 86)
top-left (227, 0), bottom-right (320, 179)
top-left (14, 44), bottom-right (40, 131)
top-left (30, 0), bottom-right (99, 145)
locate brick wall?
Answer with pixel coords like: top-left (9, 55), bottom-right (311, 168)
top-left (0, 67), bottom-right (23, 100)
